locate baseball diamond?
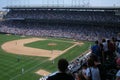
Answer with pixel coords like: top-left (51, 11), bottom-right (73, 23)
top-left (0, 2), bottom-right (119, 80)
top-left (0, 34), bottom-right (92, 80)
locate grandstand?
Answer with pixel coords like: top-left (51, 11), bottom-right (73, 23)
top-left (0, 4), bottom-right (120, 80)
top-left (0, 7), bottom-right (120, 41)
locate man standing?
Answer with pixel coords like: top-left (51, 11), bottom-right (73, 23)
top-left (91, 41), bottom-right (101, 60)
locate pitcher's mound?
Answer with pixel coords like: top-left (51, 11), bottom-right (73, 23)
top-left (48, 43), bottom-right (57, 46)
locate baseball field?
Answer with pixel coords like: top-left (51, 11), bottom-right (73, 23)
top-left (0, 34), bottom-right (93, 80)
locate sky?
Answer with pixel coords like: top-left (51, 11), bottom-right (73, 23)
top-left (0, 0), bottom-right (120, 10)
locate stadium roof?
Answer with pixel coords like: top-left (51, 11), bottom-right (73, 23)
top-left (3, 6), bottom-right (120, 11)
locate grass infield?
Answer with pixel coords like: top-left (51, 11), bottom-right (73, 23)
top-left (25, 40), bottom-right (74, 50)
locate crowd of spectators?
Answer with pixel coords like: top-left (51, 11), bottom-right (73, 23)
top-left (69, 37), bottom-right (120, 80)
top-left (4, 10), bottom-right (120, 23)
top-left (39, 37), bottom-right (120, 80)
top-left (0, 21), bottom-right (119, 41)
top-left (40, 37), bottom-right (120, 80)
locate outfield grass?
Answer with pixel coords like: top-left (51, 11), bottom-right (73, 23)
top-left (0, 34), bottom-right (93, 80)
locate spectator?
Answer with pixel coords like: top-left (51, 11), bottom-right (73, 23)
top-left (91, 40), bottom-right (101, 61)
top-left (0, 21), bottom-right (119, 41)
top-left (47, 58), bottom-right (75, 80)
top-left (116, 58), bottom-right (120, 80)
top-left (77, 63), bottom-right (87, 80)
top-left (99, 43), bottom-right (104, 63)
top-left (107, 40), bottom-right (115, 59)
top-left (85, 58), bottom-right (101, 80)
top-left (90, 54), bottom-right (105, 80)
top-left (102, 39), bottom-right (109, 61)
top-left (116, 70), bottom-right (120, 80)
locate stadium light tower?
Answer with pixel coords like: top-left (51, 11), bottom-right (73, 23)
top-left (57, 0), bottom-right (59, 7)
top-left (63, 0), bottom-right (65, 7)
top-left (72, 0), bottom-right (74, 8)
top-left (78, 0), bottom-right (82, 7)
top-left (82, 0), bottom-right (90, 7)
top-left (28, 0), bottom-right (30, 7)
top-left (113, 4), bottom-right (116, 7)
top-left (71, 0), bottom-right (90, 8)
top-left (46, 0), bottom-right (49, 7)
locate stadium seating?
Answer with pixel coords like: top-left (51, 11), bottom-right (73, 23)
top-left (0, 21), bottom-right (120, 41)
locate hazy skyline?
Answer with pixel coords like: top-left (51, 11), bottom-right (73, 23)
top-left (0, 0), bottom-right (120, 10)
